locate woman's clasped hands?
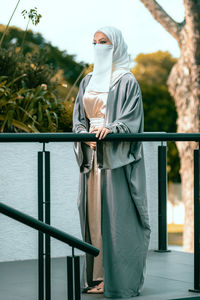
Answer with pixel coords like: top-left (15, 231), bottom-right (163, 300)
top-left (84, 126), bottom-right (111, 150)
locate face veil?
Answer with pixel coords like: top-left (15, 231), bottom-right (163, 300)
top-left (85, 26), bottom-right (131, 93)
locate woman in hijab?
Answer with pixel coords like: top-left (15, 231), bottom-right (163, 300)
top-left (73, 26), bottom-right (151, 298)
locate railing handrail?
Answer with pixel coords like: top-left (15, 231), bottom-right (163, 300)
top-left (0, 132), bottom-right (200, 142)
top-left (0, 202), bottom-right (99, 257)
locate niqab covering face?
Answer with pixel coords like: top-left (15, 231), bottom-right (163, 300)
top-left (85, 26), bottom-right (131, 93)
top-left (86, 44), bottom-right (114, 93)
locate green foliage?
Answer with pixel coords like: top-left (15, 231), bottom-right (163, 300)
top-left (20, 7), bottom-right (42, 49)
top-left (21, 7), bottom-right (42, 26)
top-left (0, 76), bottom-right (62, 132)
top-left (0, 47), bottom-right (21, 80)
top-left (0, 23), bottom-right (88, 133)
top-left (132, 51), bottom-right (180, 182)
top-left (23, 50), bottom-right (55, 89)
top-left (133, 51), bottom-right (177, 85)
top-left (141, 84), bottom-right (177, 132)
top-left (58, 100), bottom-right (75, 132)
top-left (0, 9), bottom-right (90, 132)
top-left (0, 46), bottom-right (55, 91)
top-left (0, 24), bottom-right (87, 86)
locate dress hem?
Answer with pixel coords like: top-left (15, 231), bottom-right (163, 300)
top-left (104, 291), bottom-right (140, 298)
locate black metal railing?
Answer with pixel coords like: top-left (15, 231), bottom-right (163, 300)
top-left (0, 132), bottom-right (200, 296)
top-left (155, 143), bottom-right (170, 253)
top-left (0, 202), bottom-right (99, 255)
top-left (0, 132), bottom-right (200, 142)
top-left (0, 202), bottom-right (99, 300)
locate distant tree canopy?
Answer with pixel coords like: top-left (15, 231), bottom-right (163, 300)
top-left (0, 24), bottom-right (87, 86)
top-left (133, 51), bottom-right (177, 85)
top-left (132, 51), bottom-right (177, 133)
top-left (131, 51), bottom-right (180, 182)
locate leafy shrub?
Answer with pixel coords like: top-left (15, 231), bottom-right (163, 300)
top-left (0, 46), bottom-right (56, 90)
top-left (0, 47), bottom-right (22, 82)
top-left (58, 100), bottom-right (74, 132)
top-left (0, 76), bottom-right (62, 132)
top-left (23, 49), bottom-right (56, 89)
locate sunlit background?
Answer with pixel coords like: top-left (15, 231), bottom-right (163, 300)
top-left (2, 0), bottom-right (185, 63)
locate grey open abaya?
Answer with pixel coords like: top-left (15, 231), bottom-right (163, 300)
top-left (73, 72), bottom-right (151, 298)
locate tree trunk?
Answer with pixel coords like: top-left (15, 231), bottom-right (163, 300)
top-left (140, 0), bottom-right (200, 252)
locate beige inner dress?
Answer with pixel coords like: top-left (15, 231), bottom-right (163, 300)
top-left (83, 90), bottom-right (108, 282)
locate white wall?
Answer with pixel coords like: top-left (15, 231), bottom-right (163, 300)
top-left (0, 140), bottom-right (161, 262)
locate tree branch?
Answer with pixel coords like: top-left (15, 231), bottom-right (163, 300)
top-left (140, 0), bottom-right (184, 42)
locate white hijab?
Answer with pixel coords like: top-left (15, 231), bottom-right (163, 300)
top-left (86, 26), bottom-right (131, 93)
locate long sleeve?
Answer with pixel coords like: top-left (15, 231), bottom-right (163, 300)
top-left (73, 75), bottom-right (94, 173)
top-left (105, 75), bottom-right (143, 134)
top-left (97, 74), bottom-right (144, 169)
top-left (73, 77), bottom-right (88, 133)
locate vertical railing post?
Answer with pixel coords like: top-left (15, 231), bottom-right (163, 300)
top-left (38, 151), bottom-right (44, 300)
top-left (74, 256), bottom-right (81, 300)
top-left (45, 150), bottom-right (51, 300)
top-left (67, 256), bottom-right (74, 300)
top-left (67, 247), bottom-right (74, 300)
top-left (38, 143), bottom-right (51, 300)
top-left (155, 143), bottom-right (170, 252)
top-left (189, 145), bottom-right (200, 293)
top-left (67, 247), bottom-right (81, 300)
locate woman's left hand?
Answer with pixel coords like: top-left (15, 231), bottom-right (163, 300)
top-left (90, 126), bottom-right (111, 140)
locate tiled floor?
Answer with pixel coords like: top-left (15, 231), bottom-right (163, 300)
top-left (0, 250), bottom-right (200, 300)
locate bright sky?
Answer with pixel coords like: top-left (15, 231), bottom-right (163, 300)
top-left (1, 0), bottom-right (185, 64)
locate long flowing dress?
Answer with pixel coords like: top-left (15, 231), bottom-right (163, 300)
top-left (83, 90), bottom-right (107, 283)
top-left (73, 72), bottom-right (151, 298)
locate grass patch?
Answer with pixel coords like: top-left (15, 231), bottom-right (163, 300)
top-left (168, 223), bottom-right (183, 246)
top-left (168, 223), bottom-right (183, 233)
